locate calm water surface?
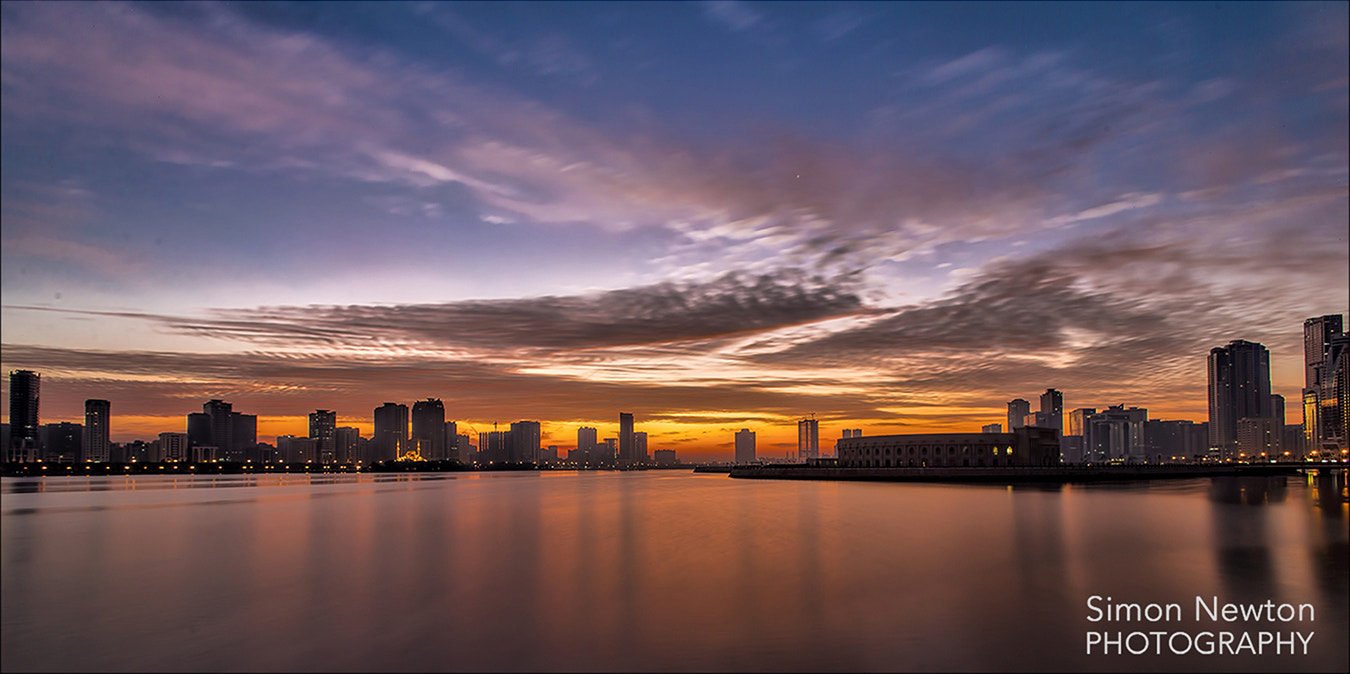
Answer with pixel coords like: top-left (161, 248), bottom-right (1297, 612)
top-left (2, 470), bottom-right (1347, 672)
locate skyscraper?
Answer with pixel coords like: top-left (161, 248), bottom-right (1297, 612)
top-left (309, 409), bottom-right (337, 463)
top-left (335, 426), bottom-right (361, 464)
top-left (1208, 339), bottom-right (1272, 455)
top-left (735, 428), bottom-right (756, 464)
top-left (1007, 399), bottom-right (1030, 430)
top-left (1040, 389), bottom-right (1063, 435)
top-left (1328, 333), bottom-right (1350, 452)
top-left (510, 420), bottom-right (540, 463)
top-left (577, 426), bottom-right (598, 465)
top-left (633, 431), bottom-right (648, 463)
top-left (83, 399), bottom-right (110, 463)
top-left (619, 412), bottom-right (634, 464)
top-left (203, 399), bottom-right (234, 460)
top-left (797, 417), bottom-right (819, 460)
top-left (411, 399), bottom-right (446, 460)
top-left (373, 402), bottom-right (408, 463)
top-left (8, 370), bottom-right (39, 462)
top-left (1303, 315), bottom-right (1345, 452)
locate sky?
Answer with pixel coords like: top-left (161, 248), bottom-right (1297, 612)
top-left (2, 1), bottom-right (1347, 460)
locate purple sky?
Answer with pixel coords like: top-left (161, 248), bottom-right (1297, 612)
top-left (2, 1), bottom-right (1347, 458)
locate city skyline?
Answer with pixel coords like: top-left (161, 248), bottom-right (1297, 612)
top-left (2, 2), bottom-right (1348, 460)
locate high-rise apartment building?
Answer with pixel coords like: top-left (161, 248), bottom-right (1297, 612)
top-left (203, 400), bottom-right (233, 461)
top-left (577, 426), bottom-right (598, 464)
top-left (335, 426), bottom-right (361, 464)
top-left (511, 420), bottom-right (541, 463)
top-left (159, 432), bottom-right (189, 462)
top-left (633, 431), bottom-right (648, 463)
top-left (798, 418), bottom-right (819, 460)
top-left (734, 428), bottom-right (756, 464)
top-left (1302, 315), bottom-right (1344, 452)
top-left (1208, 340), bottom-right (1272, 455)
top-left (1007, 399), bottom-right (1031, 430)
top-left (1040, 389), bottom-right (1063, 435)
top-left (309, 409), bottom-right (337, 463)
top-left (411, 399), bottom-right (446, 461)
top-left (83, 399), bottom-right (110, 463)
top-left (373, 403), bottom-right (408, 463)
top-left (619, 412), bottom-right (635, 464)
top-left (8, 370), bottom-right (40, 462)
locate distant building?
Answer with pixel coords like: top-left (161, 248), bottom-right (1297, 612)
top-left (230, 412), bottom-right (257, 461)
top-left (1085, 405), bottom-right (1148, 462)
top-left (734, 428), bottom-right (756, 464)
top-left (633, 431), bottom-right (648, 463)
top-left (577, 426), bottom-right (598, 464)
top-left (309, 410), bottom-right (337, 463)
top-left (8, 370), bottom-right (40, 462)
top-left (44, 422), bottom-right (82, 463)
top-left (619, 412), bottom-right (635, 464)
top-left (411, 399), bottom-right (446, 460)
top-left (83, 399), bottom-right (110, 463)
top-left (1040, 389), bottom-right (1064, 435)
top-left (1143, 419), bottom-right (1209, 463)
top-left (981, 423), bottom-right (1002, 434)
top-left (836, 427), bottom-right (1060, 468)
top-left (335, 426), bottom-right (361, 464)
top-left (1007, 399), bottom-right (1031, 430)
top-left (159, 432), bottom-right (189, 462)
top-left (654, 449), bottom-right (677, 466)
top-left (1303, 315), bottom-right (1344, 452)
top-left (798, 418), bottom-right (819, 460)
top-left (1208, 340), bottom-right (1272, 456)
top-left (1237, 417), bottom-right (1282, 461)
top-left (511, 420), bottom-right (541, 463)
top-left (373, 403), bottom-right (408, 463)
top-left (203, 400), bottom-right (234, 461)
top-left (444, 421), bottom-right (459, 462)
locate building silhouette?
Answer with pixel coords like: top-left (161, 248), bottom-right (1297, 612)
top-left (159, 432), bottom-right (189, 462)
top-left (1085, 405), bottom-right (1148, 462)
top-left (633, 431), bottom-right (648, 463)
top-left (335, 426), bottom-right (361, 464)
top-left (83, 399), bottom-right (110, 463)
top-left (8, 370), bottom-right (40, 462)
top-left (577, 426), bottom-right (598, 465)
top-left (1007, 399), bottom-right (1030, 430)
top-left (618, 412), bottom-right (635, 464)
top-left (309, 410), bottom-right (337, 463)
top-left (203, 400), bottom-right (234, 461)
top-left (373, 403), bottom-right (408, 463)
top-left (410, 399), bottom-right (446, 460)
top-left (1330, 333), bottom-right (1350, 452)
top-left (510, 420), bottom-right (541, 463)
top-left (1040, 389), bottom-right (1064, 435)
top-left (1303, 315), bottom-right (1346, 453)
top-left (44, 422), bottom-right (82, 463)
top-left (836, 428), bottom-right (1060, 468)
top-left (798, 417), bottom-right (819, 460)
top-left (982, 424), bottom-right (1002, 433)
top-left (734, 428), bottom-right (756, 464)
top-left (1208, 340), bottom-right (1273, 458)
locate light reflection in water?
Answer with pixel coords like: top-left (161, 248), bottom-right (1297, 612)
top-left (2, 471), bottom-right (1347, 672)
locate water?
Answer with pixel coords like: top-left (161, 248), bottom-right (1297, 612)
top-left (2, 471), bottom-right (1347, 672)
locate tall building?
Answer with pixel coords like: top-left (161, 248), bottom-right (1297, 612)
top-left (44, 422), bottom-right (82, 463)
top-left (1208, 340), bottom-right (1272, 454)
top-left (411, 399), bottom-right (447, 461)
top-left (1085, 405), bottom-right (1148, 462)
top-left (633, 431), bottom-right (648, 463)
top-left (1039, 389), bottom-right (1064, 435)
top-left (309, 410), bottom-right (337, 464)
top-left (373, 403), bottom-right (408, 463)
top-left (231, 412), bottom-right (257, 461)
top-left (1302, 315), bottom-right (1344, 452)
top-left (511, 420), bottom-right (541, 463)
top-left (203, 400), bottom-right (234, 461)
top-left (734, 428), bottom-right (756, 464)
top-left (577, 426), bottom-right (598, 465)
top-left (618, 412), bottom-right (635, 464)
top-left (798, 418), bottom-right (819, 460)
top-left (1328, 333), bottom-right (1350, 452)
top-left (8, 370), bottom-right (40, 462)
top-left (335, 426), bottom-right (361, 464)
top-left (83, 399), bottom-right (110, 463)
top-left (444, 421), bottom-right (459, 462)
top-left (1007, 399), bottom-right (1031, 430)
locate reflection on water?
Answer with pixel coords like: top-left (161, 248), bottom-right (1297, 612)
top-left (2, 472), bottom-right (1347, 672)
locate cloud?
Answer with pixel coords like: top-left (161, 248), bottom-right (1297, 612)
top-left (8, 270), bottom-right (869, 355)
top-left (701, 1), bottom-right (764, 32)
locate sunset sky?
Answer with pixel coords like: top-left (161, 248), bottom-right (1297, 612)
top-left (2, 1), bottom-right (1347, 460)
